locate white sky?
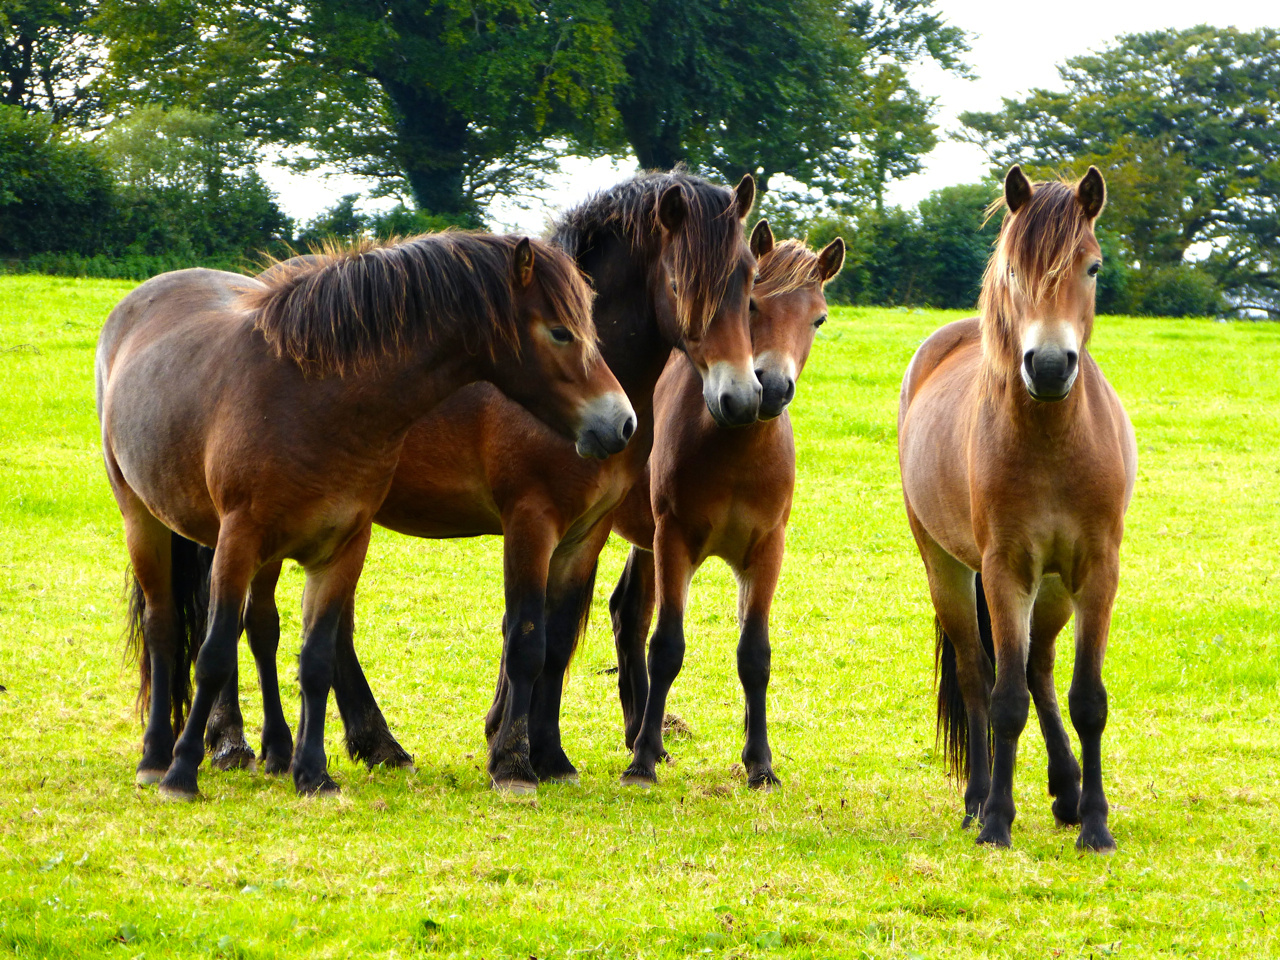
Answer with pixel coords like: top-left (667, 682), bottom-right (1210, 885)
top-left (260, 1), bottom-right (1277, 234)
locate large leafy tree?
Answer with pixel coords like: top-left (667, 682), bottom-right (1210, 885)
top-left (616, 0), bottom-right (966, 203)
top-left (1, 0), bottom-right (100, 123)
top-left (97, 0), bottom-right (628, 218)
top-left (959, 26), bottom-right (1280, 316)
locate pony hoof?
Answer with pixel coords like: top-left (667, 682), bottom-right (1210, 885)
top-left (492, 778), bottom-right (538, 796)
top-left (749, 778), bottom-right (780, 792)
top-left (1077, 825), bottom-right (1116, 854)
top-left (620, 767), bottom-right (657, 788)
top-left (135, 768), bottom-right (167, 787)
top-left (976, 825), bottom-right (1012, 848)
top-left (262, 753), bottom-right (293, 776)
top-left (961, 813), bottom-right (976, 829)
top-left (297, 774), bottom-right (340, 797)
top-left (157, 783), bottom-right (199, 802)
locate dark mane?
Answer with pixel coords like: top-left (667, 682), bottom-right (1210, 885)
top-left (979, 177), bottom-right (1097, 366)
top-left (550, 168), bottom-right (745, 334)
top-left (755, 239), bottom-right (823, 298)
top-left (241, 233), bottom-right (597, 377)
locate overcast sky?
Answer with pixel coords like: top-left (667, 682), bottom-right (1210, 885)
top-left (260, 0), bottom-right (1276, 234)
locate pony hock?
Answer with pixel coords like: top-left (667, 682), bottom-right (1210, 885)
top-left (897, 166), bottom-right (1135, 851)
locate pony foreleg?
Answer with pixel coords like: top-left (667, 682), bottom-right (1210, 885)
top-left (1069, 562), bottom-right (1119, 853)
top-left (736, 527), bottom-right (785, 790)
top-left (206, 659), bottom-right (255, 772)
top-left (621, 525), bottom-right (693, 786)
top-left (1027, 576), bottom-right (1081, 826)
top-left (158, 525), bottom-right (259, 800)
top-left (244, 562), bottom-right (294, 775)
top-left (609, 546), bottom-right (656, 751)
top-left (331, 598), bottom-right (413, 770)
top-left (488, 519), bottom-right (555, 793)
top-left (975, 563), bottom-right (1035, 848)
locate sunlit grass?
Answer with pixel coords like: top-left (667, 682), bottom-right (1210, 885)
top-left (1, 275), bottom-right (1278, 958)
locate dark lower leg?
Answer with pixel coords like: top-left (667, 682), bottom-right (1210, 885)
top-left (331, 602), bottom-right (412, 769)
top-left (489, 594), bottom-right (545, 789)
top-left (243, 579), bottom-right (294, 775)
top-left (738, 614), bottom-right (777, 788)
top-left (976, 675), bottom-right (1028, 847)
top-left (1030, 672), bottom-right (1081, 825)
top-left (293, 605), bottom-right (340, 795)
top-left (609, 548), bottom-right (654, 750)
top-left (1070, 678), bottom-right (1113, 851)
top-left (622, 608), bottom-right (684, 784)
top-left (206, 659), bottom-right (255, 771)
top-left (528, 605), bottom-right (576, 781)
top-left (138, 642), bottom-right (175, 780)
top-left (158, 605), bottom-right (243, 798)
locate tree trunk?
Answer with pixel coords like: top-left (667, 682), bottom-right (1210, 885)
top-left (616, 90), bottom-right (686, 172)
top-left (377, 77), bottom-right (473, 217)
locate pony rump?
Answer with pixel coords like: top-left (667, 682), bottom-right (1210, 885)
top-left (552, 168), bottom-right (746, 336)
top-left (979, 176), bottom-right (1099, 366)
top-left (242, 233), bottom-right (598, 377)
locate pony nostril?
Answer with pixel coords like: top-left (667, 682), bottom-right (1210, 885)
top-left (620, 416), bottom-right (636, 441)
top-left (1066, 350), bottom-right (1079, 371)
top-left (754, 368), bottom-right (766, 381)
top-left (1023, 349), bottom-right (1036, 373)
top-left (783, 379), bottom-right (796, 402)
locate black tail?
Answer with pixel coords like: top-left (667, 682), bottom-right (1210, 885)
top-left (934, 572), bottom-right (996, 779)
top-left (563, 559), bottom-right (600, 671)
top-left (125, 534), bottom-right (213, 738)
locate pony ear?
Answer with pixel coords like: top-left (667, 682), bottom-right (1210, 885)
top-left (734, 174), bottom-right (755, 221)
top-left (658, 184), bottom-right (687, 234)
top-left (1004, 165), bottom-right (1033, 214)
top-left (513, 237), bottom-right (535, 287)
top-left (1077, 165), bottom-right (1106, 221)
top-left (749, 219), bottom-right (775, 258)
top-left (817, 237), bottom-right (846, 283)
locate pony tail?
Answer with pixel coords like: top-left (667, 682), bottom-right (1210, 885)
top-left (935, 617), bottom-right (968, 780)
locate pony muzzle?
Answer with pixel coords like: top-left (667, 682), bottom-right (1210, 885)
top-left (1020, 323), bottom-right (1079, 402)
top-left (753, 351), bottom-right (797, 420)
top-left (574, 391), bottom-right (637, 459)
top-left (702, 361), bottom-right (762, 427)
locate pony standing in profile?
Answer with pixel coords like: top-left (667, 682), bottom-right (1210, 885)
top-left (897, 167), bottom-right (1136, 851)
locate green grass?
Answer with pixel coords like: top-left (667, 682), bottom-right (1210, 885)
top-left (2, 274), bottom-right (1279, 958)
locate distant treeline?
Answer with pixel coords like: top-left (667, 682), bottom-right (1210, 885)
top-left (1, 4), bottom-right (1275, 316)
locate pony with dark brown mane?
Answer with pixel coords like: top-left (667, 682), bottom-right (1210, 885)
top-left (610, 221), bottom-right (845, 787)
top-left (202, 169), bottom-right (762, 792)
top-left (98, 232), bottom-right (633, 797)
top-left (898, 166), bottom-right (1136, 850)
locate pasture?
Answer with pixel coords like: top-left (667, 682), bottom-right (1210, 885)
top-left (1, 273), bottom-right (1278, 958)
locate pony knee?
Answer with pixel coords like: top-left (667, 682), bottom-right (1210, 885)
top-left (989, 685), bottom-right (1030, 741)
top-left (1068, 683), bottom-right (1108, 739)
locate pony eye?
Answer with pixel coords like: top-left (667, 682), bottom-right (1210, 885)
top-left (549, 326), bottom-right (574, 344)
top-left (1088, 262), bottom-right (1101, 277)
top-left (670, 279), bottom-right (678, 294)
top-left (814, 314), bottom-right (827, 328)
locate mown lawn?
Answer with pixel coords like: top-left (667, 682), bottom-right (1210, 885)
top-left (1, 273), bottom-right (1278, 959)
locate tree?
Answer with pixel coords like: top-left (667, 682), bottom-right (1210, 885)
top-left (0, 104), bottom-right (112, 255)
top-left (97, 0), bottom-right (628, 219)
top-left (959, 26), bottom-right (1280, 316)
top-left (1, 0), bottom-right (99, 123)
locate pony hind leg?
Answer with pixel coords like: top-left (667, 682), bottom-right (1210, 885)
top-left (244, 562), bottom-right (297, 774)
top-left (1027, 575), bottom-right (1082, 826)
top-left (158, 520), bottom-right (261, 800)
top-left (734, 527), bottom-right (785, 790)
top-left (922, 547), bottom-right (993, 829)
top-left (205, 550), bottom-right (263, 774)
top-left (529, 526), bottom-right (610, 783)
top-left (609, 546), bottom-right (656, 751)
top-left (1069, 561), bottom-right (1120, 853)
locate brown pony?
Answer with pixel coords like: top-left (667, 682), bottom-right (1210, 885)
top-left (203, 170), bottom-right (762, 793)
top-left (898, 166), bottom-right (1136, 850)
top-left (97, 232), bottom-right (633, 798)
top-left (610, 221), bottom-right (845, 787)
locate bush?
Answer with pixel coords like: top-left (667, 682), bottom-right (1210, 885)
top-left (1131, 264), bottom-right (1223, 317)
top-left (0, 106), bottom-right (115, 257)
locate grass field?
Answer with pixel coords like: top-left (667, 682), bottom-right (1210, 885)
top-left (2, 273), bottom-right (1279, 959)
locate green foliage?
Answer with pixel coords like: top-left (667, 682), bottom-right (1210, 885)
top-left (95, 105), bottom-right (292, 259)
top-left (1130, 264), bottom-right (1224, 318)
top-left (97, 0), bottom-right (629, 217)
top-left (0, 104), bottom-right (113, 257)
top-left (0, 0), bottom-right (99, 123)
top-left (3, 277), bottom-right (1280, 956)
top-left (959, 26), bottom-right (1280, 316)
top-left (294, 195), bottom-right (480, 249)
